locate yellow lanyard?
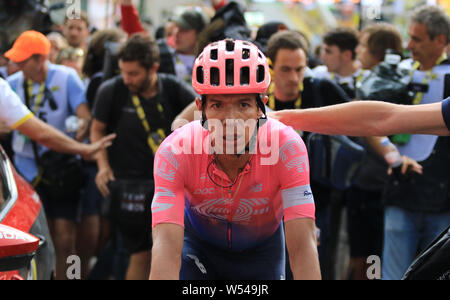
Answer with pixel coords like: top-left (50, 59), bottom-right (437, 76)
top-left (131, 95), bottom-right (166, 155)
top-left (410, 53), bottom-right (447, 105)
top-left (26, 79), bottom-right (46, 113)
top-left (174, 54), bottom-right (192, 84)
top-left (267, 81), bottom-right (303, 110)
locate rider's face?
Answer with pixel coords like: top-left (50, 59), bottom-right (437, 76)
top-left (197, 94), bottom-right (262, 155)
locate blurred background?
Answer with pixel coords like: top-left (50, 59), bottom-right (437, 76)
top-left (46, 0), bottom-right (450, 52)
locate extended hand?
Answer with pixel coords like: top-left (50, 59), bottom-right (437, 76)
top-left (82, 133), bottom-right (116, 161)
top-left (0, 121), bottom-right (11, 137)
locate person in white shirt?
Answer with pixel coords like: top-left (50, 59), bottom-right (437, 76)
top-left (0, 77), bottom-right (114, 161)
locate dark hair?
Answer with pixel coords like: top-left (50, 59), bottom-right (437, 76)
top-left (361, 23), bottom-right (403, 62)
top-left (323, 27), bottom-right (359, 60)
top-left (411, 5), bottom-right (450, 43)
top-left (82, 29), bottom-right (125, 77)
top-left (117, 33), bottom-right (160, 70)
top-left (267, 30), bottom-right (308, 64)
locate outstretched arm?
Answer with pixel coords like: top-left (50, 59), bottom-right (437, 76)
top-left (269, 100), bottom-right (450, 137)
top-left (16, 116), bottom-right (115, 160)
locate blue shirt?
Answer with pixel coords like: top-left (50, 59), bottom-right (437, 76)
top-left (443, 97), bottom-right (450, 130)
top-left (396, 61), bottom-right (450, 161)
top-left (7, 62), bottom-right (87, 182)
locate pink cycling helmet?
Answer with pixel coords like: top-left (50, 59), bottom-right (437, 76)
top-left (192, 39), bottom-right (271, 95)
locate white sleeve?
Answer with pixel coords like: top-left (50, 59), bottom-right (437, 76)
top-left (0, 78), bottom-right (33, 128)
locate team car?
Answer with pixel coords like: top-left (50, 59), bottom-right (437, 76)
top-left (0, 146), bottom-right (54, 280)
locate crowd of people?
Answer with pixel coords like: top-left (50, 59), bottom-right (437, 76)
top-left (0, 0), bottom-right (449, 280)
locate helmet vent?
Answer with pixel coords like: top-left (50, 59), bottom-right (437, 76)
top-left (196, 66), bottom-right (204, 84)
top-left (240, 67), bottom-right (250, 85)
top-left (226, 39), bottom-right (235, 52)
top-left (210, 67), bottom-right (220, 86)
top-left (210, 49), bottom-right (218, 61)
top-left (257, 65), bottom-right (265, 83)
top-left (226, 59), bottom-right (234, 86)
top-left (242, 48), bottom-right (250, 60)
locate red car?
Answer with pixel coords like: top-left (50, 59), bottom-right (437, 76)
top-left (0, 147), bottom-right (55, 280)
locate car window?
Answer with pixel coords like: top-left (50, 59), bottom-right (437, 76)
top-left (0, 150), bottom-right (11, 211)
top-left (0, 174), bottom-right (4, 209)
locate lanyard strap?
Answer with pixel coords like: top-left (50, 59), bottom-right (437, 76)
top-left (131, 95), bottom-right (166, 155)
top-left (410, 53), bottom-right (448, 105)
top-left (25, 79), bottom-right (46, 113)
top-left (268, 82), bottom-right (303, 110)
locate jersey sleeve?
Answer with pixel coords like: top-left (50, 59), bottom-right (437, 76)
top-left (151, 130), bottom-right (188, 228)
top-left (443, 97), bottom-right (450, 131)
top-left (274, 124), bottom-right (315, 222)
top-left (0, 78), bottom-right (33, 129)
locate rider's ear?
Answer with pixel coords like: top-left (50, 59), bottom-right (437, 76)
top-left (195, 97), bottom-right (203, 111)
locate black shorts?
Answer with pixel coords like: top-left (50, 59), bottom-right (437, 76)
top-left (36, 184), bottom-right (81, 221)
top-left (117, 220), bottom-right (152, 255)
top-left (346, 186), bottom-right (384, 258)
top-left (109, 179), bottom-right (154, 254)
top-left (80, 163), bottom-right (104, 217)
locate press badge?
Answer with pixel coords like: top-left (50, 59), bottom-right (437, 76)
top-left (13, 133), bottom-right (27, 152)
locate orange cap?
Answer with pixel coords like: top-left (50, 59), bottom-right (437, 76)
top-left (5, 31), bottom-right (51, 63)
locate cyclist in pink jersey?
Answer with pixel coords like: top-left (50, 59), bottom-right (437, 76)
top-left (149, 39), bottom-right (321, 280)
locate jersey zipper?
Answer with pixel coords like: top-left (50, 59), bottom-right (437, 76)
top-left (227, 222), bottom-right (232, 249)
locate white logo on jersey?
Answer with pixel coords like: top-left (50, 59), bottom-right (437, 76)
top-left (151, 187), bottom-right (175, 213)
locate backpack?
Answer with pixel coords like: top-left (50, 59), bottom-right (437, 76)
top-left (306, 79), bottom-right (365, 190)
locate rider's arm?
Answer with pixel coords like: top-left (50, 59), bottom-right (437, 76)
top-left (285, 218), bottom-right (321, 280)
top-left (270, 100), bottom-right (450, 136)
top-left (150, 138), bottom-right (188, 280)
top-left (276, 125), bottom-right (320, 279)
top-left (150, 223), bottom-right (184, 280)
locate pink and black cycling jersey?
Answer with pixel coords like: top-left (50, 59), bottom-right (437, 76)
top-left (152, 118), bottom-right (315, 251)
